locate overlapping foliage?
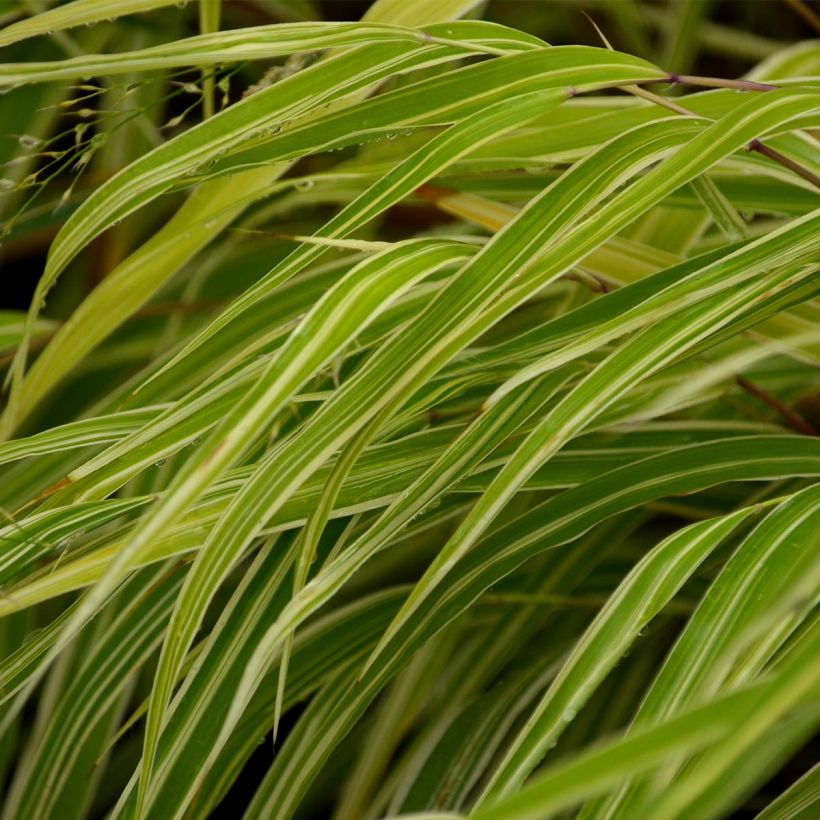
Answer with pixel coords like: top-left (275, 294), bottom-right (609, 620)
top-left (0, 0), bottom-right (818, 818)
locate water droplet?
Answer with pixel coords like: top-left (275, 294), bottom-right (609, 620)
top-left (562, 708), bottom-right (576, 722)
top-left (294, 178), bottom-right (314, 192)
top-left (386, 131), bottom-right (397, 140)
top-left (190, 437), bottom-right (201, 447)
top-left (0, 179), bottom-right (15, 192)
top-left (155, 458), bottom-right (167, 467)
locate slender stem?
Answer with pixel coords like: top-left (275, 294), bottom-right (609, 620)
top-left (624, 83), bottom-right (695, 116)
top-left (747, 139), bottom-right (820, 189)
top-left (199, 0), bottom-right (222, 119)
top-left (736, 375), bottom-right (818, 436)
top-left (580, 12), bottom-right (815, 191)
top-left (625, 81), bottom-right (820, 191)
top-left (783, 0), bottom-right (820, 35)
top-left (667, 73), bottom-right (780, 92)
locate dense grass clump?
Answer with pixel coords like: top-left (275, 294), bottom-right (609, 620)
top-left (0, 1), bottom-right (818, 817)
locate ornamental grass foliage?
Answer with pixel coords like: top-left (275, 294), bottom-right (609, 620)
top-left (0, 0), bottom-right (819, 817)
